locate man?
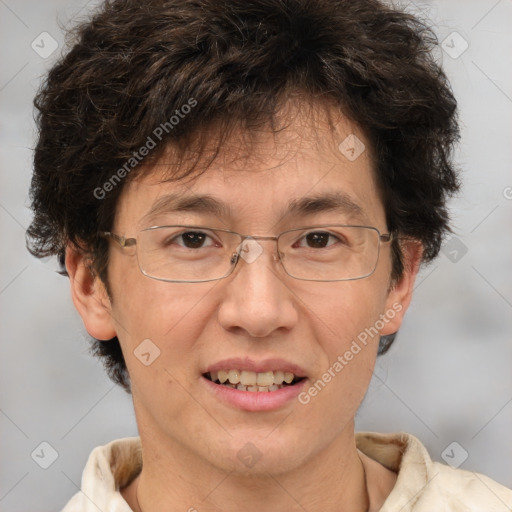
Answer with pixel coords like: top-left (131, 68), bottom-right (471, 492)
top-left (27, 0), bottom-right (512, 510)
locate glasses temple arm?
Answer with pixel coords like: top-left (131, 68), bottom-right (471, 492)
top-left (101, 231), bottom-right (137, 247)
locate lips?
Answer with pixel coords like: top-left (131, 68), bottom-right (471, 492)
top-left (201, 361), bottom-right (308, 411)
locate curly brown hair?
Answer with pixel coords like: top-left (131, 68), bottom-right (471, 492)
top-left (27, 0), bottom-right (460, 393)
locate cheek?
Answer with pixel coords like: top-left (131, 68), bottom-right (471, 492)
top-left (295, 279), bottom-right (389, 400)
top-left (295, 277), bottom-right (389, 349)
top-left (110, 279), bottom-right (220, 422)
top-left (294, 287), bottom-right (384, 438)
top-left (109, 259), bottom-right (218, 377)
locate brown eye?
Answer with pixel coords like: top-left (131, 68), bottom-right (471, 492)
top-left (305, 232), bottom-right (331, 248)
top-left (181, 231), bottom-right (208, 249)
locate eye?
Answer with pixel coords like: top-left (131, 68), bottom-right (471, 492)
top-left (294, 231), bottom-right (340, 249)
top-left (171, 231), bottom-right (218, 249)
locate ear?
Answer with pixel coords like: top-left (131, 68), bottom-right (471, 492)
top-left (65, 245), bottom-right (117, 341)
top-left (380, 240), bottom-right (423, 335)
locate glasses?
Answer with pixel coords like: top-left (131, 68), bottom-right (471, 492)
top-left (101, 225), bottom-right (392, 283)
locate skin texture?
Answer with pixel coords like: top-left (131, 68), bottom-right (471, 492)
top-left (66, 102), bottom-right (421, 512)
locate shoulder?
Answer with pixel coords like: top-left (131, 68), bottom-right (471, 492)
top-left (356, 431), bottom-right (512, 512)
top-left (61, 437), bottom-right (142, 512)
top-left (427, 460), bottom-right (512, 511)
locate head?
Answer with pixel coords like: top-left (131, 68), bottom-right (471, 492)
top-left (27, 0), bottom-right (459, 476)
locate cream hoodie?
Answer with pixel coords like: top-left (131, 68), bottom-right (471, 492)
top-left (62, 432), bottom-right (512, 511)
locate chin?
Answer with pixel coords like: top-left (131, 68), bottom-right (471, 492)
top-left (206, 430), bottom-right (315, 477)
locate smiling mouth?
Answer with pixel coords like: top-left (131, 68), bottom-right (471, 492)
top-left (203, 370), bottom-right (306, 392)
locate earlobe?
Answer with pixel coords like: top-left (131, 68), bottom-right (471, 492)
top-left (381, 240), bottom-right (423, 335)
top-left (65, 245), bottom-right (117, 341)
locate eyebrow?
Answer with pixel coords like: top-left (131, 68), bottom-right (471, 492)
top-left (142, 191), bottom-right (365, 224)
top-left (142, 193), bottom-right (229, 223)
top-left (285, 192), bottom-right (364, 220)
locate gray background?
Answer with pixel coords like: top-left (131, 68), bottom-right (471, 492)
top-left (1, 1), bottom-right (511, 510)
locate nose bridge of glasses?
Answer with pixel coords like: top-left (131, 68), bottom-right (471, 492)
top-left (234, 234), bottom-right (281, 264)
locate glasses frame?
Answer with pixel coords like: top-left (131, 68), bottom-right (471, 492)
top-left (101, 224), bottom-right (393, 283)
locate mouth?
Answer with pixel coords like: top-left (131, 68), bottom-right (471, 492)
top-left (202, 370), bottom-right (306, 392)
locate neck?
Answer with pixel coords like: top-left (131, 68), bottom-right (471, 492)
top-left (128, 424), bottom-right (369, 512)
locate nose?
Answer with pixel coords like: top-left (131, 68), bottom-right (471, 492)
top-left (217, 238), bottom-right (298, 338)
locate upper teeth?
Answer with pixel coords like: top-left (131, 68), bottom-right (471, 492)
top-left (210, 370), bottom-right (295, 386)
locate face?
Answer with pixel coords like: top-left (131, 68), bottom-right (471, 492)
top-left (71, 101), bottom-right (418, 478)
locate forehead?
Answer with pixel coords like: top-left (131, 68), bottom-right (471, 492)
top-left (114, 102), bottom-right (385, 232)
